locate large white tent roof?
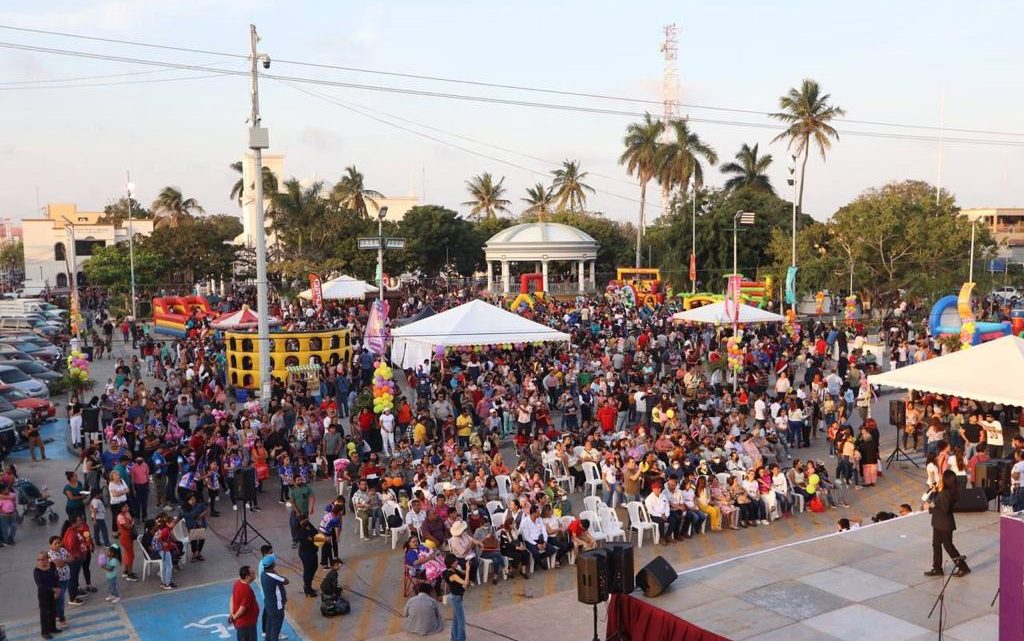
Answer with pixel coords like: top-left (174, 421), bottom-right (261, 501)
top-left (298, 275), bottom-right (377, 301)
top-left (390, 299), bottom-right (570, 369)
top-left (670, 301), bottom-right (785, 326)
top-left (869, 334), bottom-right (1024, 407)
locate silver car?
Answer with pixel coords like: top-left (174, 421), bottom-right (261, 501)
top-left (0, 364), bottom-right (48, 398)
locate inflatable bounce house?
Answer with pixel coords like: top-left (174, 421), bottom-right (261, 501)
top-left (225, 328), bottom-right (352, 389)
top-left (152, 295), bottom-right (213, 337)
top-left (679, 276), bottom-right (773, 310)
top-left (509, 273), bottom-right (545, 311)
top-left (608, 268), bottom-right (664, 308)
top-left (929, 282), bottom-right (1011, 347)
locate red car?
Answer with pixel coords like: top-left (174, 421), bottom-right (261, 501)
top-left (0, 384), bottom-right (56, 420)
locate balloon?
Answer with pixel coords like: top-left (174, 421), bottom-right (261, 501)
top-left (434, 345), bottom-right (446, 358)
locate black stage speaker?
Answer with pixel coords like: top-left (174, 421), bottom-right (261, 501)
top-left (576, 549), bottom-right (608, 605)
top-left (636, 555), bottom-right (677, 597)
top-left (888, 400), bottom-right (905, 428)
top-left (235, 466), bottom-right (257, 503)
top-left (954, 488), bottom-right (989, 513)
top-left (976, 459), bottom-right (1012, 499)
top-left (604, 541), bottom-right (635, 594)
top-left (82, 407), bottom-right (100, 433)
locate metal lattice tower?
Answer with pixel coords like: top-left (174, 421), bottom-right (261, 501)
top-left (659, 23), bottom-right (679, 217)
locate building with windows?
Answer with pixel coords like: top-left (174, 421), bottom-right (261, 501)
top-left (962, 207), bottom-right (1024, 264)
top-left (22, 203), bottom-right (153, 295)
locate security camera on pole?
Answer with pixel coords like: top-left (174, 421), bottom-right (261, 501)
top-left (248, 24), bottom-right (273, 409)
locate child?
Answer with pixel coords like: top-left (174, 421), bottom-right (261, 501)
top-left (89, 489), bottom-right (110, 547)
top-left (103, 545), bottom-right (122, 603)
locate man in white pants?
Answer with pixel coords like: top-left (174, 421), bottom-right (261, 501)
top-left (380, 408), bottom-right (396, 458)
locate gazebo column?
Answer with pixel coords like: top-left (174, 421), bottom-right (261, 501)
top-left (589, 260), bottom-right (596, 291)
top-left (578, 260), bottom-right (586, 293)
top-left (501, 261), bottom-right (510, 294)
top-left (541, 260), bottom-right (549, 292)
top-left (486, 261), bottom-right (494, 294)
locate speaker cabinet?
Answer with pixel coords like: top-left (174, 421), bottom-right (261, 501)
top-left (236, 466), bottom-right (257, 502)
top-left (604, 541), bottom-right (635, 594)
top-left (954, 487), bottom-right (989, 512)
top-left (636, 555), bottom-right (677, 597)
top-left (977, 458), bottom-right (1012, 498)
top-left (888, 400), bottom-right (906, 428)
top-left (576, 549), bottom-right (608, 605)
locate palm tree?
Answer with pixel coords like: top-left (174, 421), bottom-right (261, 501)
top-left (151, 186), bottom-right (204, 229)
top-left (462, 173), bottom-right (511, 220)
top-left (330, 165), bottom-right (383, 217)
top-left (229, 161), bottom-right (279, 205)
top-left (550, 160), bottom-right (595, 213)
top-left (770, 79), bottom-right (845, 215)
top-left (619, 113), bottom-right (664, 267)
top-left (656, 118), bottom-right (718, 200)
top-left (720, 143), bottom-right (775, 194)
top-left (522, 183), bottom-right (555, 222)
top-left (269, 179), bottom-right (327, 256)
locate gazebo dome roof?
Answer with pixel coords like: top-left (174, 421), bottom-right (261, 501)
top-left (486, 222), bottom-right (597, 245)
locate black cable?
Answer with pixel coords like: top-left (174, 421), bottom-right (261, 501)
top-left (2, 23), bottom-right (1022, 138)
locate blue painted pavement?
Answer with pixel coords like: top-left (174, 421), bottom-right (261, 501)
top-left (9, 418), bottom-right (73, 460)
top-left (4, 608), bottom-right (134, 641)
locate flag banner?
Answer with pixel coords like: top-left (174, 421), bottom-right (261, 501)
top-left (689, 253), bottom-right (697, 283)
top-left (725, 274), bottom-right (743, 324)
top-left (308, 273), bottom-right (324, 312)
top-left (366, 299), bottom-right (389, 355)
top-left (785, 266), bottom-right (798, 305)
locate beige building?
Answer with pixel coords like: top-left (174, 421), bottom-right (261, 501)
top-left (371, 196), bottom-right (420, 222)
top-left (236, 151), bottom-right (286, 247)
top-left (22, 203), bottom-right (153, 294)
top-left (962, 207), bottom-right (1024, 263)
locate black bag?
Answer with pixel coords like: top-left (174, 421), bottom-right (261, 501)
top-left (386, 513), bottom-right (403, 529)
top-left (320, 596), bottom-right (350, 617)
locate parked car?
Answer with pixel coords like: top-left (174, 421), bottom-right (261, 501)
top-left (0, 364), bottom-right (48, 398)
top-left (0, 385), bottom-right (55, 421)
top-left (0, 414), bottom-right (16, 461)
top-left (0, 351), bottom-right (39, 363)
top-left (0, 393), bottom-right (32, 433)
top-left (0, 340), bottom-right (60, 364)
top-left (5, 359), bottom-right (62, 385)
top-left (993, 286), bottom-right (1020, 302)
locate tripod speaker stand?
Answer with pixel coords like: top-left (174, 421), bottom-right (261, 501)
top-left (229, 467), bottom-right (269, 555)
top-left (885, 400), bottom-right (920, 470)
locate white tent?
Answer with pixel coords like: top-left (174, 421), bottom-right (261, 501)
top-left (298, 275), bottom-right (377, 301)
top-left (670, 301), bottom-right (786, 326)
top-left (390, 299), bottom-right (571, 369)
top-left (869, 335), bottom-right (1024, 407)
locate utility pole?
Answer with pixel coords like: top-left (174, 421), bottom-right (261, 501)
top-left (125, 171), bottom-right (137, 319)
top-left (788, 157), bottom-right (798, 313)
top-left (248, 24), bottom-right (273, 409)
top-left (659, 23), bottom-right (679, 218)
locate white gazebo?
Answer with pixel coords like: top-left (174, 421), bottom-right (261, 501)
top-left (484, 222), bottom-right (599, 295)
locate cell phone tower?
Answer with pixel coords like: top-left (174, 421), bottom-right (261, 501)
top-left (659, 23), bottom-right (679, 218)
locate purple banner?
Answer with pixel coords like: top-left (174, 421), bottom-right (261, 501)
top-left (1001, 515), bottom-right (1024, 641)
top-left (366, 298), bottom-right (389, 355)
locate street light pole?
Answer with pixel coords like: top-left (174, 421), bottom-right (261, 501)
top-left (377, 207), bottom-right (389, 302)
top-left (61, 217), bottom-right (81, 343)
top-left (125, 171), bottom-right (137, 319)
top-left (691, 175), bottom-right (697, 294)
top-left (968, 219), bottom-right (976, 283)
top-left (248, 24), bottom-right (273, 409)
top-left (788, 158), bottom-right (798, 313)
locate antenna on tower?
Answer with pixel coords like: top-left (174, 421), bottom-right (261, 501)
top-left (660, 23), bottom-right (679, 218)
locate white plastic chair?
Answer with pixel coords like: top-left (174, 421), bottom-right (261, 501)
top-left (715, 472), bottom-right (731, 487)
top-left (486, 500), bottom-right (505, 517)
top-left (172, 518), bottom-right (190, 548)
top-left (583, 495), bottom-right (606, 515)
top-left (581, 462), bottom-right (602, 497)
top-left (598, 506), bottom-right (627, 542)
top-left (624, 501), bottom-right (659, 548)
top-left (496, 475), bottom-right (512, 501)
top-left (548, 458), bottom-right (575, 495)
top-left (578, 510), bottom-right (608, 543)
top-left (383, 501), bottom-right (409, 549)
top-left (137, 536), bottom-right (163, 582)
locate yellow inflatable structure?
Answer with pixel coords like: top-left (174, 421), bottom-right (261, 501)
top-left (226, 328), bottom-right (352, 388)
top-left (509, 291), bottom-right (544, 310)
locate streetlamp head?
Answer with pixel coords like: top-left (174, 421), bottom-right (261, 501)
top-left (126, 182), bottom-right (135, 197)
top-left (736, 211), bottom-right (756, 225)
top-left (378, 206), bottom-right (389, 221)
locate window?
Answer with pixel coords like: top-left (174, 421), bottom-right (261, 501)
top-left (231, 372), bottom-right (238, 385)
top-left (308, 337), bottom-right (323, 351)
top-left (329, 334), bottom-right (340, 349)
top-left (285, 338), bottom-right (300, 352)
top-left (328, 353), bottom-right (340, 366)
top-left (309, 355), bottom-right (323, 365)
top-left (242, 338), bottom-right (254, 352)
top-left (56, 273), bottom-right (68, 288)
top-left (243, 374), bottom-right (253, 387)
top-left (74, 239), bottom-right (106, 257)
top-left (285, 356), bottom-right (299, 367)
top-left (229, 355), bottom-right (236, 368)
top-left (229, 337), bottom-right (237, 351)
top-left (54, 243), bottom-right (66, 261)
top-left (242, 356), bottom-right (253, 370)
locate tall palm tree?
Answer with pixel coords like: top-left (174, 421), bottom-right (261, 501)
top-left (229, 161), bottom-right (279, 205)
top-left (770, 79), bottom-right (845, 215)
top-left (720, 143), bottom-right (775, 194)
top-left (656, 118), bottom-right (718, 200)
top-left (269, 179), bottom-right (327, 256)
top-left (151, 186), bottom-right (204, 229)
top-left (619, 113), bottom-right (664, 267)
top-left (522, 183), bottom-right (555, 221)
top-left (330, 165), bottom-right (383, 217)
top-left (550, 160), bottom-right (595, 213)
top-left (462, 173), bottom-right (511, 220)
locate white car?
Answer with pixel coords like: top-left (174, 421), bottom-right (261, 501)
top-left (0, 364), bottom-right (49, 398)
top-left (993, 286), bottom-right (1020, 301)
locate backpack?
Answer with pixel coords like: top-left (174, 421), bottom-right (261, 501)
top-left (386, 513), bottom-right (403, 529)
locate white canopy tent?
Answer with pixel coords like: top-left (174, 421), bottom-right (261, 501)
top-left (390, 299), bottom-right (571, 369)
top-left (869, 335), bottom-right (1024, 407)
top-left (670, 301), bottom-right (786, 326)
top-left (298, 275), bottom-right (377, 301)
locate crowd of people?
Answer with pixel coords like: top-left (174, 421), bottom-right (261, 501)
top-left (12, 282), bottom-right (1021, 641)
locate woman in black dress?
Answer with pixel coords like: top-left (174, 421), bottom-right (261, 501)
top-left (925, 469), bottom-right (971, 577)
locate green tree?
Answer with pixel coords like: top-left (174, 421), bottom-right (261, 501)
top-left (83, 244), bottom-right (168, 293)
top-left (229, 161), bottom-right (279, 205)
top-left (0, 241), bottom-right (23, 274)
top-left (771, 79), bottom-right (845, 216)
top-left (151, 186), bottom-right (204, 229)
top-left (656, 118), bottom-right (718, 199)
top-left (99, 197), bottom-right (152, 226)
top-left (720, 143), bottom-right (775, 195)
top-left (619, 113), bottom-right (665, 268)
top-left (400, 205), bottom-right (482, 276)
top-left (551, 160), bottom-right (594, 213)
top-left (138, 218), bottom-right (239, 285)
top-left (545, 210), bottom-right (634, 274)
top-left (330, 165), bottom-right (383, 217)
top-left (521, 183), bottom-right (555, 221)
top-left (269, 179), bottom-right (329, 258)
top-left (463, 173), bottom-right (511, 220)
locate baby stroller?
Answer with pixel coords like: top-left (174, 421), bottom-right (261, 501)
top-left (14, 478), bottom-right (59, 526)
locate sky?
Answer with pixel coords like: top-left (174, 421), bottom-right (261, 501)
top-left (0, 0), bottom-right (1021, 226)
